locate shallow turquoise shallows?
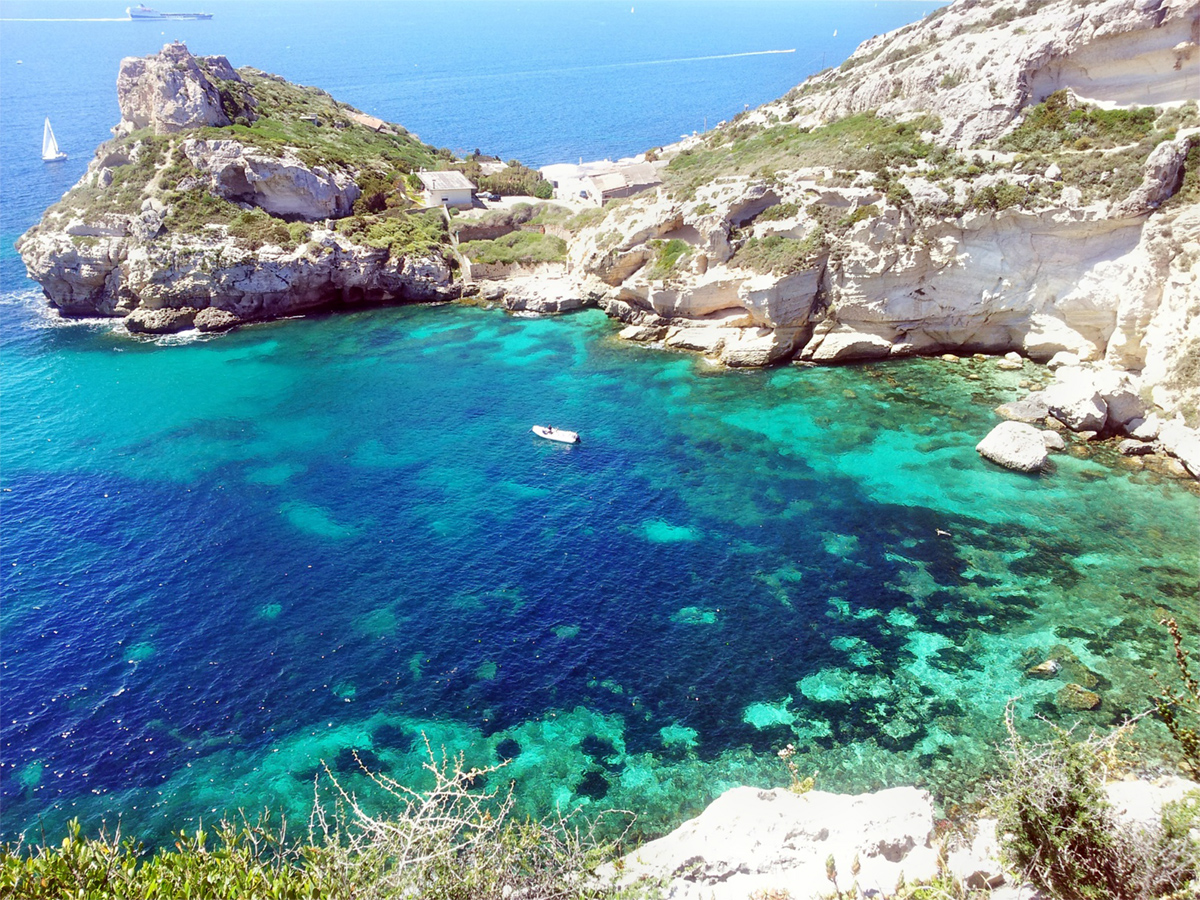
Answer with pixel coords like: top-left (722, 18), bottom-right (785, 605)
top-left (3, 298), bottom-right (1198, 844)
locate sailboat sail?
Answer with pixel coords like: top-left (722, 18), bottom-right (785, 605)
top-left (42, 118), bottom-right (66, 161)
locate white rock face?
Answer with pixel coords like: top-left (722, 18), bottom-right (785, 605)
top-left (1158, 419), bottom-right (1200, 476)
top-left (116, 42), bottom-right (249, 135)
top-left (977, 421), bottom-right (1051, 473)
top-left (1042, 380), bottom-right (1109, 432)
top-left (183, 140), bottom-right (360, 221)
top-left (1104, 776), bottom-right (1200, 830)
top-left (763, 0), bottom-right (1199, 150)
top-left (611, 786), bottom-right (939, 900)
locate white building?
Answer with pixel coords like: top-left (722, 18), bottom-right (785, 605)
top-left (418, 171), bottom-right (476, 208)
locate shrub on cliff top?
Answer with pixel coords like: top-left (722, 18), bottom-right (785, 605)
top-left (1, 747), bottom-right (630, 900)
top-left (999, 90), bottom-right (1157, 153)
top-left (228, 209), bottom-right (309, 251)
top-left (459, 230), bottom-right (567, 266)
top-left (338, 209), bottom-right (449, 260)
top-left (730, 229), bottom-right (826, 276)
top-left (664, 112), bottom-right (939, 200)
top-left (992, 707), bottom-right (1200, 899)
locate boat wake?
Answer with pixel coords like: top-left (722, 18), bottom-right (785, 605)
top-left (0, 18), bottom-right (131, 22)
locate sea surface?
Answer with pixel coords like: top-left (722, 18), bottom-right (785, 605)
top-left (3, 0), bottom-right (1199, 847)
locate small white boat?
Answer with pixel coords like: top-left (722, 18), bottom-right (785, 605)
top-left (42, 118), bottom-right (66, 162)
top-left (532, 425), bottom-right (580, 444)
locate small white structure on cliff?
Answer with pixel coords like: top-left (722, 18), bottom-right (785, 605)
top-left (418, 170), bottom-right (475, 208)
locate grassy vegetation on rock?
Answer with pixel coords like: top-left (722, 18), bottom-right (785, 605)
top-left (459, 230), bottom-right (567, 266)
top-left (665, 112), bottom-right (941, 200)
top-left (0, 749), bottom-right (629, 900)
top-left (337, 209), bottom-right (449, 259)
top-left (1000, 90), bottom-right (1158, 153)
top-left (730, 229), bottom-right (826, 275)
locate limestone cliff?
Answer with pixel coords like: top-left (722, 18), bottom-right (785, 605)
top-left (18, 42), bottom-right (460, 333)
top-left (548, 0), bottom-right (1200, 427)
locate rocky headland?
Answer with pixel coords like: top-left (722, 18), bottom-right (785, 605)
top-left (17, 0), bottom-right (1200, 479)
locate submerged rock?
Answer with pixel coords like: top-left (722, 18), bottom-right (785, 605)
top-left (976, 421), bottom-right (1049, 473)
top-left (1056, 683), bottom-right (1102, 712)
top-left (1025, 658), bottom-right (1061, 679)
top-left (995, 393), bottom-right (1049, 424)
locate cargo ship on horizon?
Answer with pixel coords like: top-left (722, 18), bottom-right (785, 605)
top-left (127, 4), bottom-right (212, 20)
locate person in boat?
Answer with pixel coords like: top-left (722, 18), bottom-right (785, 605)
top-left (546, 426), bottom-right (554, 432)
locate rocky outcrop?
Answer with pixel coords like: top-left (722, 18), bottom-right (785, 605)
top-left (116, 41), bottom-right (254, 135)
top-left (611, 786), bottom-right (940, 900)
top-left (18, 43), bottom-right (457, 332)
top-left (977, 421), bottom-right (1050, 473)
top-left (761, 0), bottom-right (1200, 151)
top-left (608, 777), bottom-right (1200, 899)
top-left (181, 140), bottom-right (360, 220)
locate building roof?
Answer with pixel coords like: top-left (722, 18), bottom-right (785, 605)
top-left (418, 171), bottom-right (476, 192)
top-left (586, 163), bottom-right (662, 196)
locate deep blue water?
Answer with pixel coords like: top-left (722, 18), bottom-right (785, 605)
top-left (3, 0), bottom-right (1199, 848)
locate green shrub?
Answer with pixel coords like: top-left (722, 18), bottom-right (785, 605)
top-left (0, 749), bottom-right (628, 900)
top-left (838, 204), bottom-right (878, 227)
top-left (1000, 90), bottom-right (1158, 152)
top-left (993, 709), bottom-right (1199, 899)
top-left (338, 209), bottom-right (449, 259)
top-left (664, 112), bottom-right (941, 200)
top-left (730, 229), bottom-right (825, 275)
top-left (164, 188), bottom-right (241, 233)
top-left (970, 180), bottom-right (1027, 212)
top-left (757, 201), bottom-right (800, 221)
top-left (644, 238), bottom-right (690, 280)
top-left (459, 230), bottom-right (567, 266)
top-left (227, 209), bottom-right (306, 251)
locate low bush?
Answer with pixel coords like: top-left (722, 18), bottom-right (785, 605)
top-left (644, 238), bottom-right (690, 280)
top-left (970, 180), bottom-right (1027, 212)
top-left (338, 209), bottom-right (449, 259)
top-left (0, 746), bottom-right (630, 900)
top-left (992, 707), bottom-right (1200, 899)
top-left (1000, 90), bottom-right (1157, 152)
top-left (228, 209), bottom-right (309, 251)
top-left (459, 230), bottom-right (567, 265)
top-left (730, 229), bottom-right (825, 275)
top-left (757, 201), bottom-right (800, 222)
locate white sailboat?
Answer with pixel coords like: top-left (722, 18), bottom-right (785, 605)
top-left (42, 118), bottom-right (67, 162)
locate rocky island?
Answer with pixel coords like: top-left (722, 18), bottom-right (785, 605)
top-left (17, 0), bottom-right (1200, 479)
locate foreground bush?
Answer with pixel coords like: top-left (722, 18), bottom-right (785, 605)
top-left (992, 708), bottom-right (1199, 900)
top-left (1, 743), bottom-right (631, 900)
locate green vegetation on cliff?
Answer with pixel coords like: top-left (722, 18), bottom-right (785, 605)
top-left (202, 70), bottom-right (440, 176)
top-left (458, 230), bottom-right (567, 266)
top-left (664, 112), bottom-right (942, 200)
top-left (1, 751), bottom-right (626, 900)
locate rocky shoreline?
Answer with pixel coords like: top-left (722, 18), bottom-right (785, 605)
top-left (17, 0), bottom-right (1200, 480)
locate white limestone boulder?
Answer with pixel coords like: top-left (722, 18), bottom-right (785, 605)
top-left (611, 786), bottom-right (939, 900)
top-left (977, 421), bottom-right (1050, 473)
top-left (1158, 419), bottom-right (1200, 478)
top-left (802, 328), bottom-right (894, 363)
top-left (1042, 380), bottom-right (1108, 432)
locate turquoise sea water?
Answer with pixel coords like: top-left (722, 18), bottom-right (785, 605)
top-left (2, 0), bottom-right (1199, 848)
